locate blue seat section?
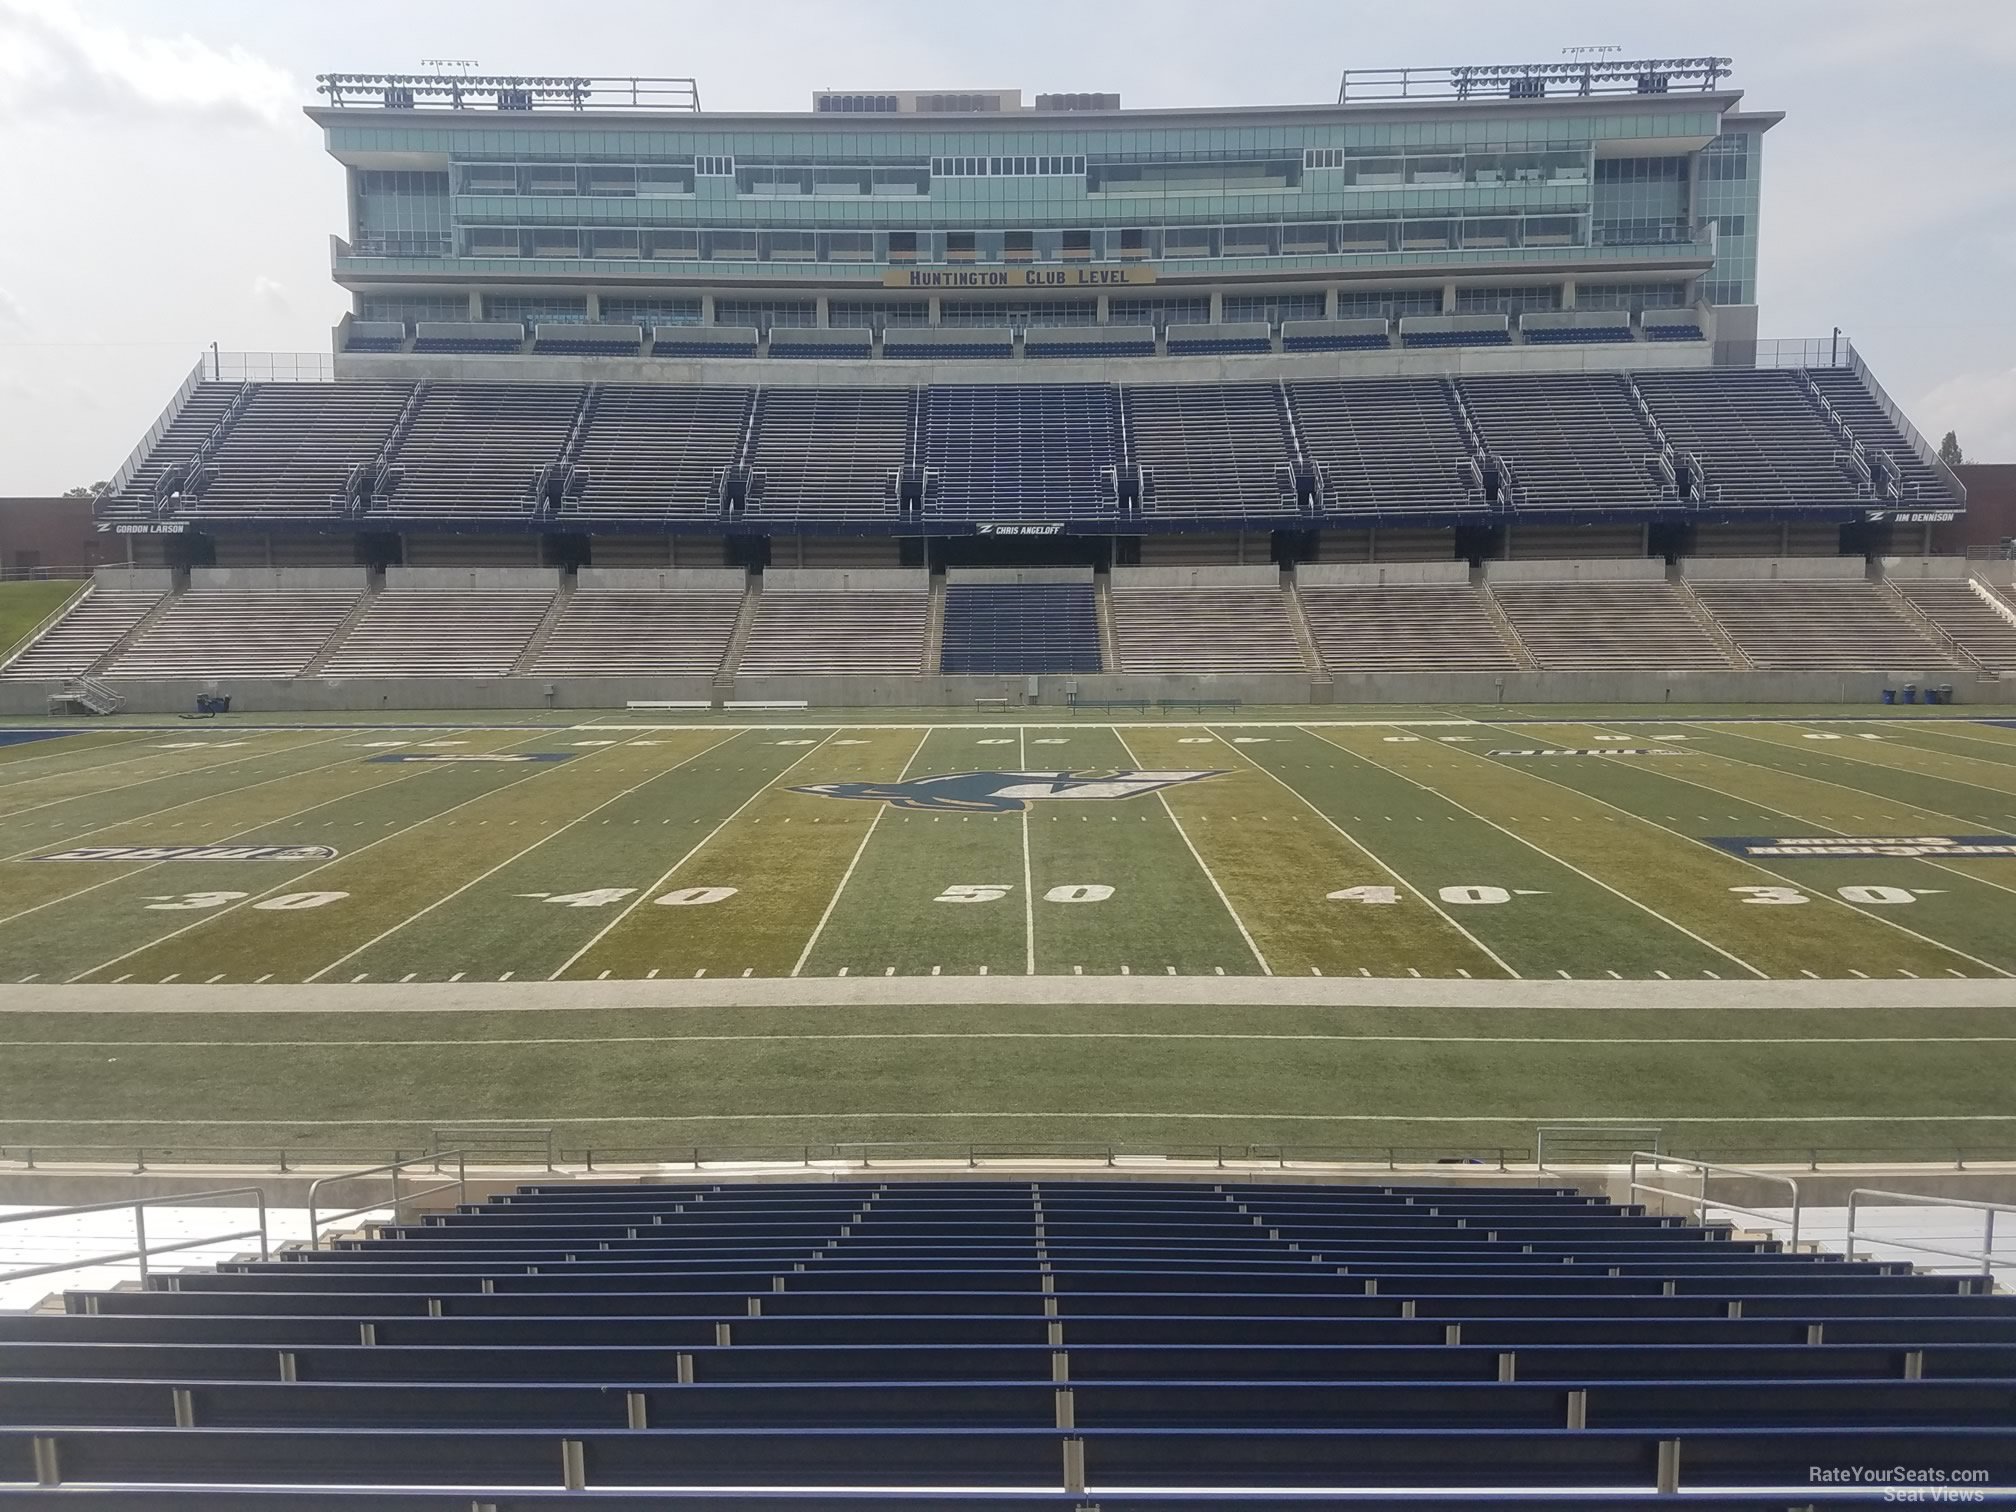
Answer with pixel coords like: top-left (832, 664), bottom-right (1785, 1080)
top-left (1166, 336), bottom-right (1272, 356)
top-left (411, 337), bottom-right (522, 354)
top-left (920, 384), bottom-right (1121, 520)
top-left (1025, 338), bottom-right (1156, 359)
top-left (1402, 329), bottom-right (1515, 348)
top-left (1645, 322), bottom-right (1705, 341)
top-left (9, 1178), bottom-right (2016, 1499)
top-left (1283, 332), bottom-right (1389, 352)
top-left (1523, 325), bottom-right (1634, 345)
top-left (341, 334), bottom-right (404, 352)
top-left (885, 338), bottom-right (1012, 360)
top-left (940, 583), bottom-right (1102, 674)
top-left (652, 337), bottom-right (759, 358)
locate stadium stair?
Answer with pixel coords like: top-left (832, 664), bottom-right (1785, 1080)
top-left (1477, 583), bottom-right (1540, 670)
top-left (1888, 579), bottom-right (2016, 673)
top-left (0, 588), bottom-right (165, 682)
top-left (508, 584), bottom-right (575, 674)
top-left (298, 585), bottom-right (381, 678)
top-left (1284, 575), bottom-right (1330, 682)
top-left (922, 575), bottom-right (947, 674)
top-left (77, 593), bottom-right (178, 679)
top-left (1672, 578), bottom-right (1756, 668)
top-left (1093, 574), bottom-right (1120, 668)
top-left (713, 581), bottom-right (762, 692)
top-left (3, 1178), bottom-right (2015, 1502)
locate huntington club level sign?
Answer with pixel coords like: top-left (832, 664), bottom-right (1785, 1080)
top-left (883, 266), bottom-right (1156, 289)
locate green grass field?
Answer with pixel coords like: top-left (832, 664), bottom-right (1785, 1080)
top-left (0, 580), bottom-right (84, 662)
top-left (0, 709), bottom-right (2013, 1160)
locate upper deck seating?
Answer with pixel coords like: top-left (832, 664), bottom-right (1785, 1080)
top-left (342, 320), bottom-right (407, 353)
top-left (1457, 374), bottom-right (1665, 510)
top-left (650, 327), bottom-right (758, 359)
top-left (921, 385), bottom-right (1121, 520)
top-left (1687, 579), bottom-right (1957, 670)
top-left (412, 322), bottom-right (524, 355)
top-left (1519, 311), bottom-right (1635, 345)
top-left (100, 383), bottom-right (246, 519)
top-left (105, 592), bottom-right (359, 678)
top-left (1891, 580), bottom-right (2016, 672)
top-left (1125, 383), bottom-right (1296, 517)
top-left (884, 329), bottom-right (1013, 361)
top-left (1023, 326), bottom-right (1156, 360)
top-left (1288, 378), bottom-right (1476, 515)
top-left (319, 591), bottom-right (553, 676)
top-left (9, 1178), bottom-right (2014, 1500)
top-left (747, 389), bottom-right (910, 518)
top-left (1805, 369), bottom-right (1955, 505)
top-left (940, 582), bottom-right (1102, 674)
top-left (532, 322), bottom-right (644, 357)
top-left (188, 383), bottom-right (415, 517)
top-left (1301, 582), bottom-right (1520, 672)
top-left (379, 384), bottom-right (579, 516)
top-left (567, 386), bottom-right (750, 520)
top-left (1165, 321), bottom-right (1271, 356)
top-left (766, 329), bottom-right (874, 361)
top-left (1491, 580), bottom-right (1737, 671)
top-left (531, 590), bottom-right (743, 677)
top-left (0, 589), bottom-right (161, 679)
top-left (1632, 370), bottom-right (1861, 510)
top-left (1642, 310), bottom-right (1705, 342)
top-left (738, 588), bottom-right (928, 675)
top-left (1109, 585), bottom-right (1304, 673)
top-left (1282, 318), bottom-right (1390, 353)
top-left (1400, 315), bottom-right (1512, 349)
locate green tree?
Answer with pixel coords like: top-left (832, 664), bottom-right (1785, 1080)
top-left (1937, 431), bottom-right (1964, 467)
top-left (60, 482), bottom-right (108, 498)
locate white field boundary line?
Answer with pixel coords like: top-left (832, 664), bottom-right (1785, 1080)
top-left (0, 730), bottom-right (162, 782)
top-left (29, 1033), bottom-right (2016, 1049)
top-left (0, 729), bottom-right (357, 824)
top-left (1902, 722), bottom-right (2016, 758)
top-left (1114, 728), bottom-right (1270, 977)
top-left (66, 728), bottom-right (597, 984)
top-left (19, 1112), bottom-right (2016, 1127)
top-left (553, 732), bottom-right (843, 981)
top-left (303, 730), bottom-right (745, 983)
top-left (1453, 719), bottom-right (2013, 980)
top-left (0, 730), bottom-right (257, 794)
top-left (572, 720), bottom-right (1488, 733)
top-left (790, 730), bottom-right (931, 978)
top-left (1308, 730), bottom-right (1767, 980)
top-left (1019, 726), bottom-right (1035, 976)
top-left (1580, 718), bottom-right (2016, 909)
top-left (1709, 719), bottom-right (2016, 803)
top-left (0, 727), bottom-right (444, 865)
top-left (1226, 729), bottom-right (1517, 980)
top-left (0, 737), bottom-right (479, 933)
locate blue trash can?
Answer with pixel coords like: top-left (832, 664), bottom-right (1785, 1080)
top-left (1903, 684), bottom-right (1919, 705)
top-left (1881, 689), bottom-right (1895, 705)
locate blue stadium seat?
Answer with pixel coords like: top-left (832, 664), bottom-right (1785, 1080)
top-left (940, 582), bottom-right (1102, 674)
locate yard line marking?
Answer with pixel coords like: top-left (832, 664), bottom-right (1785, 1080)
top-left (0, 730), bottom-right (164, 785)
top-left (65, 728), bottom-right (585, 983)
top-left (790, 730), bottom-right (930, 979)
top-left (1019, 727), bottom-right (1036, 976)
top-left (644, 969), bottom-right (657, 980)
top-left (43, 1110), bottom-right (2016, 1127)
top-left (301, 731), bottom-right (738, 982)
top-left (1233, 730), bottom-right (1517, 980)
top-left (448, 972), bottom-right (464, 982)
top-left (554, 732), bottom-right (842, 982)
top-left (43, 1031), bottom-right (2016, 1048)
top-left (1458, 718), bottom-right (2013, 981)
top-left (1713, 720), bottom-right (2016, 801)
top-left (1116, 729), bottom-right (1269, 976)
top-left (1318, 731), bottom-right (1765, 981)
top-left (0, 729), bottom-right (358, 826)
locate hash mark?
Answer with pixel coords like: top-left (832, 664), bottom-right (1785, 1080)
top-left (645, 969), bottom-right (658, 980)
top-left (596, 970), bottom-right (610, 980)
top-left (349, 973), bottom-right (368, 983)
top-left (448, 972), bottom-right (464, 982)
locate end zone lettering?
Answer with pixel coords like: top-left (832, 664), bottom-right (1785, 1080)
top-left (1488, 748), bottom-right (1692, 758)
top-left (366, 753), bottom-right (574, 764)
top-left (1709, 835), bottom-right (2016, 859)
top-left (33, 844), bottom-right (340, 863)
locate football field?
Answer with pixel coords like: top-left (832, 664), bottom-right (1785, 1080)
top-left (0, 709), bottom-right (2013, 1160)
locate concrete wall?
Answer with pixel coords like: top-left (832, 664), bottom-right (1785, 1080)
top-left (90, 567), bottom-right (176, 593)
top-left (1973, 561), bottom-right (2016, 588)
top-left (1679, 555), bottom-right (1866, 582)
top-left (576, 567), bottom-right (748, 594)
top-left (1877, 556), bottom-right (1969, 581)
top-left (1483, 558), bottom-right (1665, 584)
top-left (189, 567), bottom-right (370, 593)
top-left (1297, 561), bottom-right (1471, 586)
top-left (761, 568), bottom-right (924, 593)
top-left (945, 566), bottom-right (1095, 586)
top-left (1110, 565), bottom-right (1281, 589)
top-left (383, 567), bottom-right (563, 592)
top-left (334, 337), bottom-right (1717, 391)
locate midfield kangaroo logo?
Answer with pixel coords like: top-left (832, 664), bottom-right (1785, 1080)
top-left (791, 770), bottom-right (1224, 813)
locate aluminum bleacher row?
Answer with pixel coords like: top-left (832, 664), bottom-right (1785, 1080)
top-left (94, 364), bottom-right (1958, 531)
top-left (2, 1178), bottom-right (2012, 1506)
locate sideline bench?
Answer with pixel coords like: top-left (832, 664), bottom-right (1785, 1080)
top-left (625, 701), bottom-right (713, 711)
top-left (725, 700), bottom-right (810, 711)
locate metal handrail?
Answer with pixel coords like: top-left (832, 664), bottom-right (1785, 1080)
top-left (1537, 1125), bottom-right (1662, 1170)
top-left (0, 1187), bottom-right (267, 1285)
top-left (1846, 1188), bottom-right (2016, 1279)
top-left (306, 1152), bottom-right (466, 1250)
top-left (1629, 1151), bottom-right (1801, 1249)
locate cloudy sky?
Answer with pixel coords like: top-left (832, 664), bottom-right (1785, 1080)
top-left (0, 0), bottom-right (2011, 494)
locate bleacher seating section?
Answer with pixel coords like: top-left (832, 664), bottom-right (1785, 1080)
top-left (1301, 582), bottom-right (1520, 672)
top-left (530, 591), bottom-right (743, 678)
top-left (319, 591), bottom-right (554, 677)
top-left (651, 328), bottom-right (759, 360)
top-left (1165, 322), bottom-right (1272, 357)
top-left (941, 582), bottom-right (1102, 674)
top-left (0, 590), bottom-right (160, 680)
top-left (567, 386), bottom-right (750, 520)
top-left (377, 384), bottom-right (581, 517)
top-left (1023, 329), bottom-right (1157, 360)
top-left (883, 331), bottom-right (1014, 360)
top-left (1642, 312), bottom-right (1705, 342)
top-left (100, 366), bottom-right (1960, 532)
top-left (532, 324), bottom-right (644, 358)
top-left (922, 386), bottom-right (1120, 519)
top-left (1460, 375), bottom-right (1665, 511)
top-left (739, 590), bottom-right (927, 675)
top-left (1889, 580), bottom-right (2016, 673)
top-left (1490, 582), bottom-right (1737, 671)
top-left (748, 390), bottom-right (908, 518)
top-left (1110, 586), bottom-right (1305, 674)
top-left (4, 1176), bottom-right (2013, 1503)
top-left (766, 331), bottom-right (874, 361)
top-left (1290, 379), bottom-right (1477, 514)
top-left (105, 592), bottom-right (359, 679)
top-left (1687, 580), bottom-right (1955, 671)
top-left (1125, 384), bottom-right (1295, 517)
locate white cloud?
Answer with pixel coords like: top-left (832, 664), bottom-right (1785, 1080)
top-left (0, 0), bottom-right (298, 127)
top-left (0, 285), bottom-right (27, 335)
top-left (250, 275), bottom-right (291, 313)
top-left (1915, 368), bottom-right (2016, 466)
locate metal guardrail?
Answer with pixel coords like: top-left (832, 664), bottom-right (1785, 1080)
top-left (0, 1188), bottom-right (267, 1286)
top-left (1846, 1189), bottom-right (2016, 1279)
top-left (1629, 1152), bottom-right (1802, 1249)
top-left (1537, 1126), bottom-right (1662, 1170)
top-left (431, 1126), bottom-right (555, 1171)
top-left (306, 1153), bottom-right (466, 1250)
